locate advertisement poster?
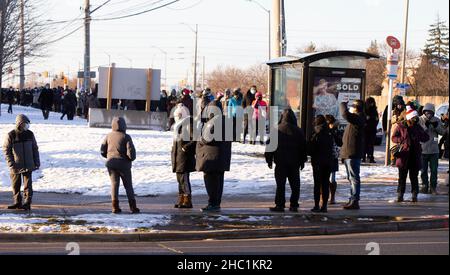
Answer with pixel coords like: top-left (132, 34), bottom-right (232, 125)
top-left (312, 77), bottom-right (361, 127)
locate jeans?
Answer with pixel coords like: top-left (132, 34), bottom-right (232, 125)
top-left (177, 173), bottom-right (192, 195)
top-left (421, 154), bottom-right (439, 189)
top-left (344, 159), bottom-right (361, 201)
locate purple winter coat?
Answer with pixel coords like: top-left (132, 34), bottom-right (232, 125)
top-left (392, 121), bottom-right (429, 169)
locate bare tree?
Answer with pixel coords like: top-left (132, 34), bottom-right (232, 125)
top-left (206, 64), bottom-right (269, 95)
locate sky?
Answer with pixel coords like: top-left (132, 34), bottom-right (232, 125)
top-left (10, 0), bottom-right (450, 88)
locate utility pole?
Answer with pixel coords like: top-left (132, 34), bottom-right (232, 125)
top-left (202, 56), bottom-right (205, 90)
top-left (84, 0), bottom-right (91, 93)
top-left (400, 0), bottom-right (410, 84)
top-left (271, 0), bottom-right (281, 58)
top-left (0, 0), bottom-right (6, 116)
top-left (19, 0), bottom-right (24, 90)
top-left (280, 0), bottom-right (287, 56)
top-left (193, 24), bottom-right (198, 91)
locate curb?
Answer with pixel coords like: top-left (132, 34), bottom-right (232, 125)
top-left (0, 218), bottom-right (448, 243)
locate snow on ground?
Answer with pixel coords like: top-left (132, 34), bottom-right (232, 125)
top-left (0, 213), bottom-right (170, 233)
top-left (0, 105), bottom-right (447, 202)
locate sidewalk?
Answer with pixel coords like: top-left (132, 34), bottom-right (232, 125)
top-left (0, 182), bottom-right (448, 242)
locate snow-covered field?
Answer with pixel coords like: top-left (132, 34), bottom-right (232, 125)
top-left (0, 105), bottom-right (447, 200)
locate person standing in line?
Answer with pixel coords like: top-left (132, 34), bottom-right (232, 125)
top-left (38, 84), bottom-right (54, 120)
top-left (172, 105), bottom-right (196, 209)
top-left (325, 115), bottom-right (343, 205)
top-left (241, 86), bottom-right (256, 144)
top-left (101, 117), bottom-right (140, 214)
top-left (392, 105), bottom-right (429, 203)
top-left (7, 87), bottom-right (15, 114)
top-left (308, 115), bottom-right (334, 213)
top-left (340, 100), bottom-right (366, 210)
top-left (3, 115), bottom-right (40, 211)
top-left (418, 103), bottom-right (446, 195)
top-left (251, 92), bottom-right (268, 145)
top-left (265, 109), bottom-right (307, 213)
top-left (364, 97), bottom-right (379, 163)
top-left (228, 88), bottom-right (244, 142)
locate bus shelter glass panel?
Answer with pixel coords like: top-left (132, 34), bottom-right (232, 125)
top-left (273, 65), bottom-right (303, 122)
top-left (310, 56), bottom-right (368, 69)
top-left (312, 76), bottom-right (362, 131)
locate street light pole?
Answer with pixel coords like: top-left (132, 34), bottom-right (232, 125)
top-left (400, 0), bottom-right (410, 84)
top-left (246, 0), bottom-right (271, 60)
top-left (193, 24), bottom-right (198, 91)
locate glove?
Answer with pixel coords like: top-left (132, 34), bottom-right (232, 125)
top-left (300, 163), bottom-right (305, 171)
top-left (268, 162), bottom-right (273, 169)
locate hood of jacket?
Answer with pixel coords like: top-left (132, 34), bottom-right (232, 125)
top-left (15, 114), bottom-right (30, 131)
top-left (279, 109), bottom-right (298, 125)
top-left (112, 117), bottom-right (127, 133)
top-left (423, 103), bottom-right (436, 114)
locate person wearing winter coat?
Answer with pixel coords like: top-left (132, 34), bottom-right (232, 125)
top-left (392, 105), bottom-right (430, 202)
top-left (7, 87), bottom-right (15, 114)
top-left (325, 115), bottom-right (343, 205)
top-left (101, 117), bottom-right (140, 214)
top-left (418, 103), bottom-right (446, 195)
top-left (228, 88), bottom-right (244, 142)
top-left (265, 109), bottom-right (307, 212)
top-left (196, 100), bottom-right (232, 212)
top-left (180, 89), bottom-right (194, 116)
top-left (62, 89), bottom-right (78, 121)
top-left (38, 84), bottom-right (54, 120)
top-left (3, 114), bottom-right (40, 211)
top-left (364, 97), bottom-right (379, 163)
top-left (251, 92), bottom-right (268, 145)
top-left (241, 86), bottom-right (256, 144)
top-left (308, 115), bottom-right (335, 213)
top-left (340, 100), bottom-right (366, 210)
top-left (172, 107), bottom-right (196, 209)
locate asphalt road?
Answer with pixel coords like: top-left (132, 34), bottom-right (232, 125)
top-left (0, 230), bottom-right (447, 255)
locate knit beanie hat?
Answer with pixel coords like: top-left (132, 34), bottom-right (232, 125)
top-left (406, 105), bottom-right (419, 121)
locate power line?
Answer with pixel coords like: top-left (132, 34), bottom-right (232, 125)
top-left (92, 0), bottom-right (181, 21)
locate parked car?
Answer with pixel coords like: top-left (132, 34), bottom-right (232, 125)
top-left (375, 120), bottom-right (384, 146)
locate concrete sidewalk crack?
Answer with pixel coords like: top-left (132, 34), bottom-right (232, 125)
top-left (157, 243), bottom-right (184, 254)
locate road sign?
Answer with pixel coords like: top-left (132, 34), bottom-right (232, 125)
top-left (396, 83), bottom-right (411, 89)
top-left (386, 36), bottom-right (401, 50)
top-left (387, 52), bottom-right (399, 79)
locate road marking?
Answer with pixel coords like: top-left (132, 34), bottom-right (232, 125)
top-left (158, 243), bottom-right (184, 254)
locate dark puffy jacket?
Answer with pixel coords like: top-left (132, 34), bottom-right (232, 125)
top-left (308, 124), bottom-right (334, 167)
top-left (101, 117), bottom-right (136, 170)
top-left (340, 103), bottom-right (366, 159)
top-left (196, 109), bottom-right (232, 173)
top-left (172, 117), bottom-right (196, 173)
top-left (39, 88), bottom-right (54, 109)
top-left (7, 89), bottom-right (15, 104)
top-left (265, 109), bottom-right (307, 169)
top-left (181, 95), bottom-right (194, 116)
top-left (392, 121), bottom-right (429, 170)
top-left (3, 115), bottom-right (40, 174)
top-left (365, 105), bottom-right (379, 136)
top-left (64, 91), bottom-right (78, 109)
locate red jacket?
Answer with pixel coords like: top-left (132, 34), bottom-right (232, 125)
top-left (392, 121), bottom-right (429, 169)
top-left (252, 99), bottom-right (267, 120)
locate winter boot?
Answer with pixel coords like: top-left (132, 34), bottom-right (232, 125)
top-left (369, 156), bottom-right (376, 164)
top-left (179, 195), bottom-right (193, 209)
top-left (112, 200), bottom-right (122, 214)
top-left (329, 182), bottom-right (337, 205)
top-left (397, 193), bottom-right (404, 203)
top-left (430, 187), bottom-right (438, 195)
top-left (412, 193), bottom-right (419, 203)
top-left (21, 203), bottom-right (31, 211)
top-left (270, 206), bottom-right (285, 213)
top-left (343, 200), bottom-right (360, 210)
top-left (7, 202), bottom-right (22, 210)
top-left (174, 194), bottom-right (184, 208)
top-left (311, 206), bottom-right (321, 213)
top-left (420, 186), bottom-right (429, 194)
top-left (129, 199), bottom-right (140, 214)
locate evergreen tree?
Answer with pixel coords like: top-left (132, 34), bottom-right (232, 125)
top-left (423, 15), bottom-right (449, 66)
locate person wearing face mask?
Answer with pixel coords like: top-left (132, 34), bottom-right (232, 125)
top-left (228, 88), bottom-right (243, 142)
top-left (363, 97), bottom-right (379, 163)
top-left (241, 86), bottom-right (257, 144)
top-left (3, 115), bottom-right (40, 211)
top-left (251, 92), bottom-right (268, 145)
top-left (340, 100), bottom-right (366, 210)
top-left (418, 103), bottom-right (446, 195)
top-left (392, 105), bottom-right (429, 203)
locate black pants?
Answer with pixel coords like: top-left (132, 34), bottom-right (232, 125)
top-left (274, 165), bottom-right (300, 208)
top-left (204, 172), bottom-right (224, 207)
top-left (11, 172), bottom-right (33, 205)
top-left (243, 115), bottom-right (249, 142)
top-left (108, 168), bottom-right (136, 202)
top-left (312, 164), bottom-right (331, 208)
top-left (365, 132), bottom-right (376, 159)
top-left (42, 108), bottom-right (50, 119)
top-left (177, 172), bottom-right (192, 195)
top-left (398, 167), bottom-right (419, 195)
top-left (8, 103), bottom-right (13, 114)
